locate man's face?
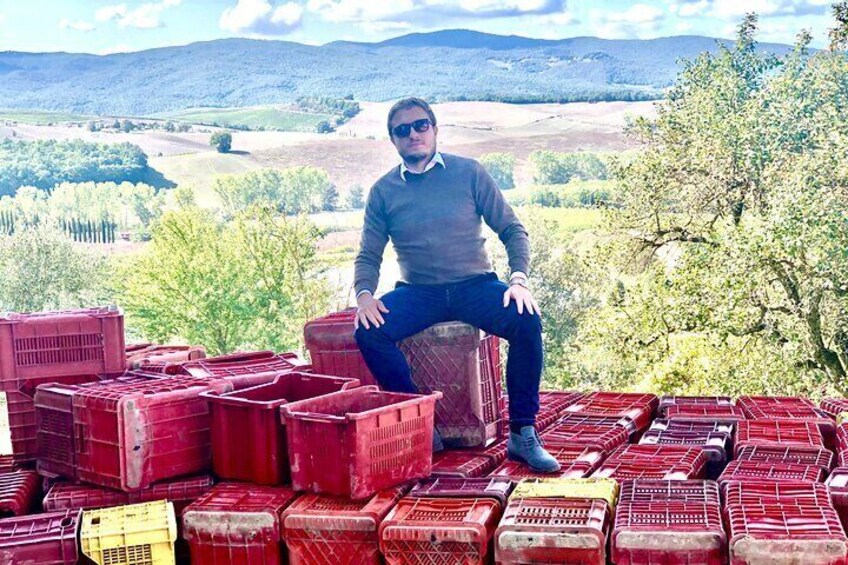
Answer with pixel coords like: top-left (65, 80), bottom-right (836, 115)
top-left (389, 106), bottom-right (438, 165)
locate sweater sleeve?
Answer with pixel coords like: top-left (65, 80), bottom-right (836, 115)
top-left (473, 162), bottom-right (531, 276)
top-left (353, 183), bottom-right (389, 295)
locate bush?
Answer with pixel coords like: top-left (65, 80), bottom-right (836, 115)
top-left (213, 166), bottom-right (333, 216)
top-left (530, 151), bottom-right (608, 184)
top-left (210, 131), bottom-right (232, 153)
top-left (346, 185), bottom-right (365, 209)
top-left (316, 120), bottom-right (335, 134)
top-left (480, 152), bottom-right (516, 190)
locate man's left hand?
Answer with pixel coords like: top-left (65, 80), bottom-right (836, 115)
top-left (503, 284), bottom-right (540, 316)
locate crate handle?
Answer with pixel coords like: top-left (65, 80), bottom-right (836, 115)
top-left (286, 411), bottom-right (345, 423)
top-left (74, 423), bottom-right (87, 454)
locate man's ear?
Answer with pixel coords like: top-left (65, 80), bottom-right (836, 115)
top-left (433, 125), bottom-right (439, 136)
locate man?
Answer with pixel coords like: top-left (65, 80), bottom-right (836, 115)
top-left (353, 97), bottom-right (558, 473)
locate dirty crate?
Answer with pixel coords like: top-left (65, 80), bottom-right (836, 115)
top-left (638, 427), bottom-right (731, 479)
top-left (169, 350), bottom-right (310, 389)
top-left (0, 469), bottom-right (41, 517)
top-left (183, 483), bottom-right (298, 565)
top-left (495, 497), bottom-right (610, 565)
top-left (280, 385), bottom-right (440, 499)
top-left (738, 396), bottom-right (836, 447)
top-left (511, 477), bottom-right (620, 510)
top-left (305, 309), bottom-right (380, 387)
top-left (827, 468), bottom-right (848, 531)
top-left (611, 502), bottom-right (727, 565)
top-left (665, 404), bottom-right (747, 425)
top-left (718, 460), bottom-right (825, 493)
top-left (282, 487), bottom-right (406, 565)
top-left (80, 500), bottom-right (177, 565)
top-left (561, 392), bottom-right (659, 438)
top-left (126, 344), bottom-right (206, 369)
top-left (203, 371), bottom-right (359, 485)
top-left (735, 420), bottom-right (826, 456)
top-left (735, 444), bottom-right (833, 472)
top-left (409, 477), bottom-right (513, 508)
top-left (430, 449), bottom-right (499, 479)
top-left (379, 496), bottom-right (501, 565)
top-left (541, 422), bottom-right (629, 454)
top-left (658, 395), bottom-right (734, 416)
top-left (0, 509), bottom-right (81, 565)
top-left (724, 480), bottom-right (832, 510)
top-left (593, 445), bottom-right (707, 481)
top-left (0, 307), bottom-right (126, 394)
top-left (73, 376), bottom-right (232, 491)
top-left (618, 479), bottom-right (721, 505)
top-left (490, 444), bottom-right (606, 480)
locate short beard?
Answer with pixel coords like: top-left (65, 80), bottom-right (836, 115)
top-left (402, 147), bottom-right (434, 165)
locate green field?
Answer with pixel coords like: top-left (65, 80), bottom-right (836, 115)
top-left (0, 110), bottom-right (92, 125)
top-left (153, 106), bottom-right (333, 132)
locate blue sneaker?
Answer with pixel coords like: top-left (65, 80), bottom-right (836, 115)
top-left (432, 427), bottom-right (445, 453)
top-left (507, 426), bottom-right (560, 473)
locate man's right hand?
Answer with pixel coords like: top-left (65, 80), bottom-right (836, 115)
top-left (355, 292), bottom-right (390, 329)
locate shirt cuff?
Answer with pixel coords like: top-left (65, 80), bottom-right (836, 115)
top-left (355, 289), bottom-right (373, 299)
top-left (509, 271), bottom-right (528, 281)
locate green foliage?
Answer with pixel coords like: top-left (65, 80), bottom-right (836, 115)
top-left (315, 120), bottom-right (335, 134)
top-left (212, 167), bottom-right (333, 217)
top-left (526, 181), bottom-right (612, 208)
top-left (530, 151), bottom-right (608, 185)
top-left (345, 185), bottom-right (365, 210)
top-left (480, 153), bottom-right (516, 190)
top-left (156, 106), bottom-right (335, 132)
top-left (209, 132), bottom-right (232, 153)
top-left (0, 139), bottom-right (149, 196)
top-left (296, 96), bottom-right (361, 121)
top-left (114, 206), bottom-right (332, 355)
top-left (0, 222), bottom-right (109, 312)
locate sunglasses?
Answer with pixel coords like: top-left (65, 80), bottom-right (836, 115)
top-left (392, 118), bottom-right (432, 138)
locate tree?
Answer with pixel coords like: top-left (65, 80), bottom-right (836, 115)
top-left (115, 205), bottom-right (332, 354)
top-left (315, 120), bottom-right (335, 134)
top-left (213, 166), bottom-right (333, 217)
top-left (346, 185), bottom-right (365, 209)
top-left (120, 120), bottom-right (135, 133)
top-left (530, 151), bottom-right (608, 184)
top-left (480, 152), bottom-right (516, 190)
top-left (321, 184), bottom-right (339, 212)
top-left (210, 131), bottom-right (232, 153)
top-left (164, 121), bottom-right (176, 132)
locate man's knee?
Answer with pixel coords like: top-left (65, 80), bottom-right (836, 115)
top-left (506, 311), bottom-right (543, 341)
top-left (354, 323), bottom-right (389, 349)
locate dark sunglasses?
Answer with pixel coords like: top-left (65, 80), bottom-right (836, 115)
top-left (392, 118), bottom-right (432, 138)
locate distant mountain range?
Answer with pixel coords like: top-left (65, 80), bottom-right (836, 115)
top-left (0, 29), bottom-right (797, 116)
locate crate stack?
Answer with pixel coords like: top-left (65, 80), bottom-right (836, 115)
top-left (823, 397), bottom-right (848, 532)
top-left (559, 391), bottom-right (659, 440)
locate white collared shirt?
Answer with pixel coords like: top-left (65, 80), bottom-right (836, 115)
top-left (400, 152), bottom-right (446, 181)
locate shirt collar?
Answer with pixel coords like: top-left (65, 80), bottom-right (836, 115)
top-left (400, 152), bottom-right (445, 181)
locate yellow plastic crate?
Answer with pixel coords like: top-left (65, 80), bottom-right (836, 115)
top-left (81, 500), bottom-right (177, 565)
top-left (512, 478), bottom-right (620, 509)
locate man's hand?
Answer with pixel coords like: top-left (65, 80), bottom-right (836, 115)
top-left (355, 292), bottom-right (390, 329)
top-left (503, 284), bottom-right (540, 316)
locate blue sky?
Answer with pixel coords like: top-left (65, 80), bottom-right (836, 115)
top-left (0, 0), bottom-right (837, 54)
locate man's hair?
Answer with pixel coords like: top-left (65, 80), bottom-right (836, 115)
top-left (386, 97), bottom-right (437, 137)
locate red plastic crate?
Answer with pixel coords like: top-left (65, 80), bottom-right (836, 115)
top-left (593, 445), bottom-right (707, 481)
top-left (476, 438), bottom-right (508, 465)
top-left (638, 428), bottom-right (730, 479)
top-left (183, 482), bottom-right (298, 565)
top-left (612, 502), bottom-right (727, 565)
top-left (822, 398), bottom-right (848, 420)
top-left (724, 480), bottom-right (832, 510)
top-left (618, 479), bottom-right (721, 505)
top-left (827, 467), bottom-right (848, 531)
top-left (739, 396), bottom-right (836, 447)
top-left (495, 497), bottom-right (610, 565)
top-left (305, 309), bottom-right (380, 387)
top-left (379, 496), bottom-right (501, 565)
top-left (535, 409), bottom-right (561, 431)
top-left (280, 385), bottom-right (440, 499)
top-left (658, 395), bottom-right (733, 416)
top-left (430, 449), bottom-right (498, 479)
top-left (840, 423), bottom-right (848, 451)
top-left (490, 444), bottom-right (607, 480)
top-left (0, 307), bottom-right (126, 394)
top-left (665, 403), bottom-right (747, 425)
top-left (562, 392), bottom-right (658, 436)
top-left (538, 390), bottom-right (585, 416)
top-left (203, 371), bottom-right (359, 485)
top-left (0, 470), bottom-right (40, 517)
top-left (126, 342), bottom-right (154, 354)
top-left (34, 375), bottom-right (162, 480)
top-left (73, 376), bottom-right (232, 491)
top-left (282, 487), bottom-right (406, 565)
top-left (649, 418), bottom-right (735, 435)
top-left (43, 474), bottom-right (214, 516)
top-left (735, 420), bottom-right (826, 456)
top-left (409, 477), bottom-right (513, 507)
top-left (555, 413), bottom-right (637, 435)
top-left (0, 455), bottom-right (16, 472)
top-left (0, 509), bottom-right (81, 565)
top-left (736, 444), bottom-right (833, 471)
top-left (172, 350), bottom-right (310, 388)
top-left (738, 395), bottom-right (820, 415)
top-left (727, 503), bottom-right (848, 565)
top-left (718, 460), bottom-right (825, 491)
top-left (541, 422), bottom-right (629, 454)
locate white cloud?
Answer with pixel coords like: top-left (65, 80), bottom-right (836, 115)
top-left (305, 0), bottom-right (568, 24)
top-left (96, 0), bottom-right (182, 29)
top-left (673, 0), bottom-right (830, 20)
top-left (95, 4), bottom-right (127, 22)
top-left (60, 19), bottom-right (96, 32)
top-left (220, 0), bottom-right (304, 34)
top-left (589, 3), bottom-right (664, 39)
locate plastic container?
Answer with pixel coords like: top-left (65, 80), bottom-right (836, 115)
top-left (379, 496), bottom-right (501, 565)
top-left (612, 502), bottom-right (727, 565)
top-left (618, 479), bottom-right (721, 505)
top-left (555, 413), bottom-right (637, 435)
top-left (649, 418), bottom-right (735, 436)
top-left (80, 500), bottom-right (177, 565)
top-left (658, 395), bottom-right (734, 416)
top-left (827, 468), bottom-right (848, 531)
top-left (541, 422), bottom-right (629, 454)
top-left (280, 385), bottom-right (441, 499)
top-left (282, 487), bottom-right (406, 565)
top-left (172, 350), bottom-right (310, 388)
top-left (718, 460), bottom-right (825, 492)
top-left (738, 396), bottom-right (836, 447)
top-left (475, 438), bottom-right (508, 466)
top-left (43, 474), bottom-right (214, 516)
top-left (0, 454), bottom-right (16, 472)
top-left (495, 497), bottom-right (610, 565)
top-left (726, 503), bottom-right (848, 565)
top-left (203, 371), bottom-right (359, 485)
top-left (73, 376), bottom-right (232, 491)
top-left (0, 307), bottom-right (126, 394)
top-left (490, 444), bottom-right (606, 480)
top-left (409, 477), bottom-right (513, 507)
top-left (735, 420), bottom-right (826, 456)
top-left (305, 309), bottom-right (380, 387)
top-left (724, 480), bottom-right (832, 510)
top-left (665, 403), bottom-right (747, 425)
top-left (0, 509), bottom-right (81, 565)
top-left (593, 444), bottom-right (707, 481)
top-left (430, 449), bottom-right (498, 479)
top-left (511, 477), bottom-right (619, 509)
top-left (182, 482), bottom-right (298, 565)
top-left (822, 398), bottom-right (848, 420)
top-left (126, 344), bottom-right (206, 368)
top-left (399, 321), bottom-right (504, 448)
top-left (638, 427), bottom-right (731, 479)
top-left (0, 470), bottom-right (40, 517)
top-left (538, 390), bottom-right (585, 416)
top-left (736, 444), bottom-right (833, 471)
top-left (561, 392), bottom-right (659, 436)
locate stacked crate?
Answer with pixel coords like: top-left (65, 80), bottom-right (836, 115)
top-left (559, 392), bottom-right (659, 440)
top-left (0, 469), bottom-right (41, 517)
top-left (639, 419), bottom-right (733, 479)
top-left (738, 395), bottom-right (836, 448)
top-left (593, 444), bottom-right (707, 481)
top-left (611, 480), bottom-right (727, 564)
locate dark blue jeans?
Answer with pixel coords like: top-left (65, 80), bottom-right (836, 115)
top-left (354, 272), bottom-right (543, 427)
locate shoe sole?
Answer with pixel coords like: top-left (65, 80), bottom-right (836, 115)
top-left (507, 450), bottom-right (561, 474)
